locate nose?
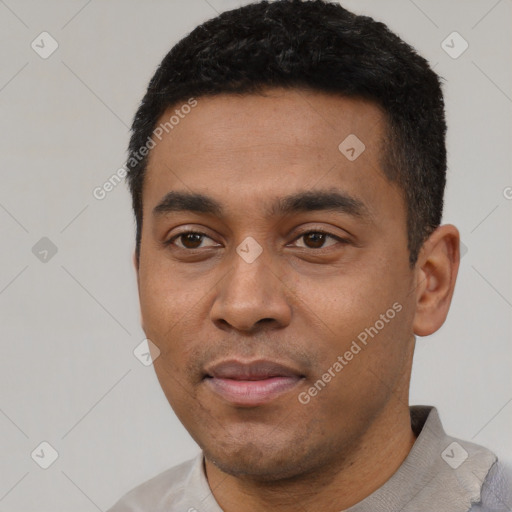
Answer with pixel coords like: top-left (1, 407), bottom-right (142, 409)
top-left (210, 244), bottom-right (293, 333)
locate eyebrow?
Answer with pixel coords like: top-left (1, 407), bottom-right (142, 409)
top-left (153, 189), bottom-right (370, 220)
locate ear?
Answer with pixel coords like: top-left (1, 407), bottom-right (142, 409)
top-left (412, 224), bottom-right (460, 337)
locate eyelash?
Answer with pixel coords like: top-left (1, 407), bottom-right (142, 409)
top-left (165, 229), bottom-right (348, 251)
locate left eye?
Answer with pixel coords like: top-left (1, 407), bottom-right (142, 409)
top-left (291, 231), bottom-right (344, 249)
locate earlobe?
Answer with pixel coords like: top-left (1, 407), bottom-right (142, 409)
top-left (412, 224), bottom-right (460, 337)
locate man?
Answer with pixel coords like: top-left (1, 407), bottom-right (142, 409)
top-left (108, 1), bottom-right (512, 510)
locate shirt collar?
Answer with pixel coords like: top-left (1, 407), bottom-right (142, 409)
top-left (345, 405), bottom-right (496, 512)
top-left (191, 406), bottom-right (496, 512)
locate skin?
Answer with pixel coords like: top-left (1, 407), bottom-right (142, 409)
top-left (134, 88), bottom-right (460, 512)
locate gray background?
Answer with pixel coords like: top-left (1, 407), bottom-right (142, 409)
top-left (0, 0), bottom-right (511, 510)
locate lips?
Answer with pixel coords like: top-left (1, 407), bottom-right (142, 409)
top-left (203, 360), bottom-right (304, 406)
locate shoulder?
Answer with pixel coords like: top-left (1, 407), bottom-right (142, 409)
top-left (106, 455), bottom-right (202, 512)
top-left (469, 460), bottom-right (512, 511)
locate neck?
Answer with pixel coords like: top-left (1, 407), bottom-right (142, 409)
top-left (204, 400), bottom-right (417, 512)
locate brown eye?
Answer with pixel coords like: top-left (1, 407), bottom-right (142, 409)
top-left (303, 232), bottom-right (328, 249)
top-left (179, 233), bottom-right (204, 249)
top-left (166, 231), bottom-right (218, 250)
top-left (293, 231), bottom-right (344, 250)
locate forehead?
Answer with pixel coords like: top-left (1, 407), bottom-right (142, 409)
top-left (149, 88), bottom-right (384, 158)
top-left (143, 88), bottom-right (396, 220)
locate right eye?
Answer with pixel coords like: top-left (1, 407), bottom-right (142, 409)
top-left (165, 231), bottom-right (220, 250)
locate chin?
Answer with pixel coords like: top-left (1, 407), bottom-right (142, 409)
top-left (206, 453), bottom-right (304, 481)
top-left (202, 434), bottom-right (326, 482)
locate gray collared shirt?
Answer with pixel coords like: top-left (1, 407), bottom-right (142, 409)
top-left (107, 406), bottom-right (512, 511)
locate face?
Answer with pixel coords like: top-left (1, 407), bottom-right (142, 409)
top-left (136, 88), bottom-right (419, 480)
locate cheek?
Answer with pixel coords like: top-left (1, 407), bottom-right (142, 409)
top-left (291, 270), bottom-right (388, 340)
top-left (138, 276), bottom-right (188, 373)
top-left (292, 265), bottom-right (412, 377)
top-left (139, 259), bottom-right (198, 330)
top-left (137, 263), bottom-right (218, 382)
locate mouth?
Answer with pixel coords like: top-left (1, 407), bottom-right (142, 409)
top-left (203, 359), bottom-right (305, 407)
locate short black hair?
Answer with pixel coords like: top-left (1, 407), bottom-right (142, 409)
top-left (126, 0), bottom-right (446, 267)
